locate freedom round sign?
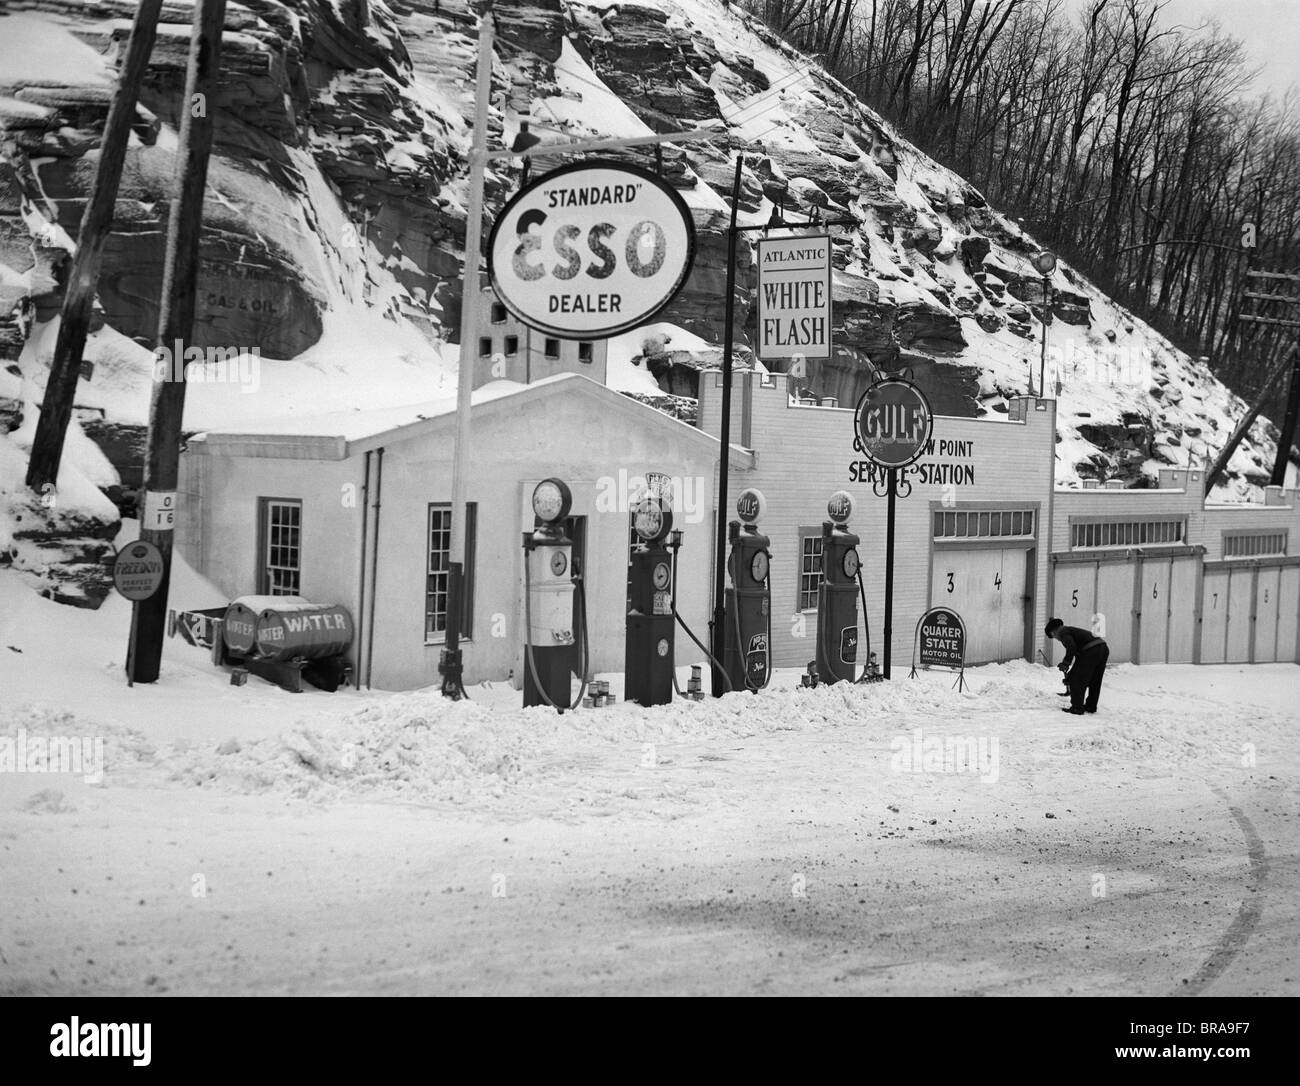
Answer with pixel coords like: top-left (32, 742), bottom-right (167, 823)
top-left (853, 377), bottom-right (934, 469)
top-left (112, 539), bottom-right (165, 601)
top-left (486, 159), bottom-right (695, 340)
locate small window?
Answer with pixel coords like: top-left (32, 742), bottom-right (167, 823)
top-left (490, 302), bottom-right (507, 323)
top-left (478, 337), bottom-right (492, 358)
top-left (1223, 530), bottom-right (1286, 558)
top-left (426, 503), bottom-right (476, 641)
top-left (578, 342), bottom-right (593, 364)
top-left (798, 531), bottom-right (823, 611)
top-left (1072, 517), bottom-right (1184, 550)
top-left (259, 498), bottom-right (302, 596)
top-left (504, 335), bottom-right (519, 356)
top-left (544, 338), bottom-right (561, 360)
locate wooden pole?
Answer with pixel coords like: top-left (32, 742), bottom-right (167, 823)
top-left (1270, 344), bottom-right (1300, 487)
top-left (25, 0), bottom-right (165, 492)
top-left (440, 11), bottom-right (494, 699)
top-left (129, 0), bottom-right (227, 684)
top-left (1204, 346), bottom-right (1297, 496)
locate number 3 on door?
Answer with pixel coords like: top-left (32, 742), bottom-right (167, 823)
top-left (946, 571), bottom-right (954, 593)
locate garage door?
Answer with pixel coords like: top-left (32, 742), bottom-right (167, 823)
top-left (1135, 555), bottom-right (1200, 664)
top-left (1255, 566), bottom-right (1282, 663)
top-left (1200, 566), bottom-right (1230, 664)
top-left (931, 547), bottom-right (1029, 664)
top-left (1095, 560), bottom-right (1136, 663)
top-left (1050, 560), bottom-right (1096, 668)
top-left (1167, 556), bottom-right (1199, 664)
top-left (1278, 566), bottom-right (1300, 663)
top-left (1226, 566), bottom-right (1253, 664)
top-left (1137, 558), bottom-right (1171, 664)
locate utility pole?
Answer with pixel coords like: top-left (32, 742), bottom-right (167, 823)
top-left (25, 0), bottom-right (164, 493)
top-left (1236, 268), bottom-right (1300, 488)
top-left (1204, 346), bottom-right (1297, 495)
top-left (128, 0), bottom-right (227, 684)
top-left (440, 9), bottom-right (494, 700)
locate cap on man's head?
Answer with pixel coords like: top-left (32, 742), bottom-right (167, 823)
top-left (1045, 618), bottom-right (1063, 636)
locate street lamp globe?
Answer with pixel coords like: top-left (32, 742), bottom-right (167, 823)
top-left (1031, 250), bottom-right (1058, 276)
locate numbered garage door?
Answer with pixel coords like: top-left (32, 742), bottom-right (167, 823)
top-left (1254, 566), bottom-right (1282, 663)
top-left (931, 547), bottom-right (1029, 664)
top-left (1050, 560), bottom-right (1097, 668)
top-left (1226, 566), bottom-right (1254, 663)
top-left (1136, 555), bottom-right (1199, 664)
top-left (1200, 566), bottom-right (1231, 663)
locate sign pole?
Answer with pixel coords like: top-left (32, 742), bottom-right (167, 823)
top-left (884, 467), bottom-right (896, 679)
top-left (441, 11), bottom-right (493, 699)
top-left (1038, 273), bottom-right (1051, 398)
top-left (853, 377), bottom-right (933, 683)
top-left (710, 154), bottom-right (743, 697)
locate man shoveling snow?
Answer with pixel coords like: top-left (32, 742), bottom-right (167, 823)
top-left (1045, 618), bottom-right (1109, 715)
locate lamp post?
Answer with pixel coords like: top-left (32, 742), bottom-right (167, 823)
top-left (1031, 249), bottom-right (1057, 398)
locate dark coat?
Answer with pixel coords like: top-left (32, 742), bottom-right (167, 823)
top-left (1056, 625), bottom-right (1105, 668)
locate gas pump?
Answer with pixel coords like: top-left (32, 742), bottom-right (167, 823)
top-left (816, 490), bottom-right (862, 684)
top-left (522, 478), bottom-right (589, 711)
top-left (723, 487), bottom-right (772, 692)
top-left (625, 497), bottom-right (675, 707)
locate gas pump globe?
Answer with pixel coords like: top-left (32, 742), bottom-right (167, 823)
top-left (625, 494), bottom-right (676, 707)
top-left (723, 487), bottom-right (772, 692)
top-left (532, 478), bottom-right (571, 532)
top-left (817, 489), bottom-right (862, 684)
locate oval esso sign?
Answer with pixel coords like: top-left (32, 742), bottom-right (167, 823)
top-left (486, 160), bottom-right (696, 339)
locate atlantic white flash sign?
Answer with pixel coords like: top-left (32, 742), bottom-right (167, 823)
top-left (756, 233), bottom-right (833, 361)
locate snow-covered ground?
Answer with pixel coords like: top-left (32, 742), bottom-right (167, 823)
top-left (2, 548), bottom-right (1296, 995)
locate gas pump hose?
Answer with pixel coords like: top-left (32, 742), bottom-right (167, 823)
top-left (522, 554), bottom-right (590, 712)
top-left (667, 542), bottom-right (732, 694)
top-left (854, 568), bottom-right (874, 684)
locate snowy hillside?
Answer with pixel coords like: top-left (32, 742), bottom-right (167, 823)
top-left (0, 0), bottom-right (1286, 600)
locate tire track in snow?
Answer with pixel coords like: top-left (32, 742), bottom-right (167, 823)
top-left (1172, 786), bottom-right (1267, 997)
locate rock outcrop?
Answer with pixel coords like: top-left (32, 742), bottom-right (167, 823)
top-left (0, 0), bottom-right (1283, 542)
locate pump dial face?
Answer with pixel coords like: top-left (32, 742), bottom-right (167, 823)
top-left (843, 548), bottom-right (860, 578)
top-left (532, 478), bottom-right (571, 524)
top-left (652, 562), bottom-right (671, 590)
top-left (750, 551), bottom-right (769, 583)
top-left (549, 550), bottom-right (568, 577)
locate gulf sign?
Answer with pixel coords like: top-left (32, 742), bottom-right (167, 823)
top-left (853, 377), bottom-right (933, 469)
top-left (487, 160), bottom-right (695, 340)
